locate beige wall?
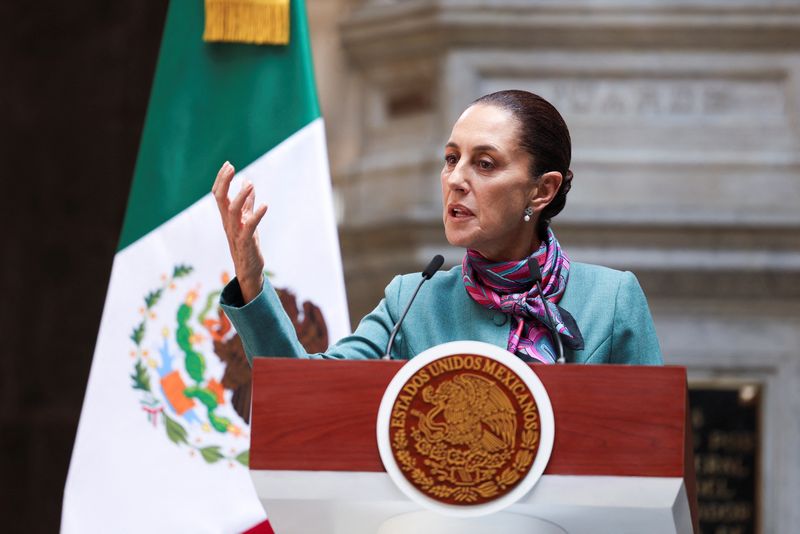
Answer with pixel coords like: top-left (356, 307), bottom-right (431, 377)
top-left (307, 0), bottom-right (363, 178)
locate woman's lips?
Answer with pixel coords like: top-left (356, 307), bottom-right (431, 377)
top-left (448, 204), bottom-right (475, 219)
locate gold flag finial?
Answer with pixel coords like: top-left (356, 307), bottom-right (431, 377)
top-left (203, 0), bottom-right (290, 45)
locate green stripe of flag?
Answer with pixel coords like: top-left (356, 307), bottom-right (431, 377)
top-left (119, 0), bottom-right (320, 251)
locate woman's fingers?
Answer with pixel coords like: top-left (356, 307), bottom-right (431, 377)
top-left (243, 186), bottom-right (255, 215)
top-left (245, 203), bottom-right (269, 234)
top-left (212, 161), bottom-right (267, 301)
top-left (242, 184), bottom-right (266, 232)
top-left (212, 161), bottom-right (235, 211)
top-left (230, 181), bottom-right (267, 236)
top-left (228, 180), bottom-right (253, 223)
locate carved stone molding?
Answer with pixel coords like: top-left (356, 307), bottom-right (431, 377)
top-left (342, 1), bottom-right (800, 65)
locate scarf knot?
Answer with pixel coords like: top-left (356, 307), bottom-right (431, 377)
top-left (462, 229), bottom-right (584, 363)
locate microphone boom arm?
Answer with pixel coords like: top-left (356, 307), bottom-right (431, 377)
top-left (382, 255), bottom-right (444, 360)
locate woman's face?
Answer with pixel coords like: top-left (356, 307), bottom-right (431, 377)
top-left (441, 104), bottom-right (540, 261)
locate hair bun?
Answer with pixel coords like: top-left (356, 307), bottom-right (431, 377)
top-left (563, 169), bottom-right (573, 194)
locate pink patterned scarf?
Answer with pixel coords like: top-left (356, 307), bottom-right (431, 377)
top-left (462, 229), bottom-right (584, 363)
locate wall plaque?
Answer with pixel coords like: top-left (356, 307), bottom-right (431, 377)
top-left (690, 384), bottom-right (760, 534)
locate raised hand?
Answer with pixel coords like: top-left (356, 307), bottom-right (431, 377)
top-left (212, 161), bottom-right (269, 304)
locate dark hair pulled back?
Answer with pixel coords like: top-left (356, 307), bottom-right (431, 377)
top-left (473, 90), bottom-right (573, 240)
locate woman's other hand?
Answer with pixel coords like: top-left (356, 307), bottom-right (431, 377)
top-left (212, 161), bottom-right (269, 304)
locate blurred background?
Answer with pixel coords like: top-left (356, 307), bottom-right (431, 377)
top-left (2, 0), bottom-right (799, 532)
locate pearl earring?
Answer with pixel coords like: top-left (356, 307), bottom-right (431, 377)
top-left (523, 207), bottom-right (533, 222)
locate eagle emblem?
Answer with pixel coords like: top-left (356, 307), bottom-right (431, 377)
top-left (390, 355), bottom-right (540, 505)
top-left (129, 264), bottom-right (327, 466)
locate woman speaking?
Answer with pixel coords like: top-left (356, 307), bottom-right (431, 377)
top-left (212, 90), bottom-right (662, 365)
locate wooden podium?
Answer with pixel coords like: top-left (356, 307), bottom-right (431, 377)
top-left (249, 359), bottom-right (698, 534)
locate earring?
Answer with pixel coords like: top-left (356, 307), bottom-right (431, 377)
top-left (523, 207), bottom-right (533, 222)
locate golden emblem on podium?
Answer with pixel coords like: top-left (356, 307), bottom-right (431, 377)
top-left (378, 342), bottom-right (553, 515)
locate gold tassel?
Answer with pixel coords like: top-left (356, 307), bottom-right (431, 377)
top-left (203, 0), bottom-right (290, 46)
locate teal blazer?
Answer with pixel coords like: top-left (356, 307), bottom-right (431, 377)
top-left (220, 263), bottom-right (662, 366)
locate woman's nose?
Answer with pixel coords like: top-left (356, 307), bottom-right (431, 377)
top-left (446, 162), bottom-right (469, 192)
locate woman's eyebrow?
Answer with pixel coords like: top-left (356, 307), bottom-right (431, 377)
top-left (473, 144), bottom-right (500, 153)
top-left (445, 142), bottom-right (500, 152)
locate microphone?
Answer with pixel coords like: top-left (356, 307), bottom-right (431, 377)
top-left (382, 255), bottom-right (445, 360)
top-left (528, 258), bottom-right (566, 364)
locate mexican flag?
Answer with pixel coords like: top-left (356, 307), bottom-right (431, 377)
top-left (61, 1), bottom-right (350, 532)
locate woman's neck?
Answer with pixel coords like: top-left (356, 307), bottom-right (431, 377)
top-left (475, 236), bottom-right (541, 263)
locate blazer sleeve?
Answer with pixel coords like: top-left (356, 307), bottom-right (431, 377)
top-left (219, 275), bottom-right (402, 366)
top-left (610, 271), bottom-right (664, 365)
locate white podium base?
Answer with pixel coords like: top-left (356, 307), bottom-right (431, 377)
top-left (250, 470), bottom-right (693, 534)
top-left (378, 511), bottom-right (566, 534)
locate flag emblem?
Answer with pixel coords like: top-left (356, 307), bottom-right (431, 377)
top-left (129, 264), bottom-right (251, 468)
